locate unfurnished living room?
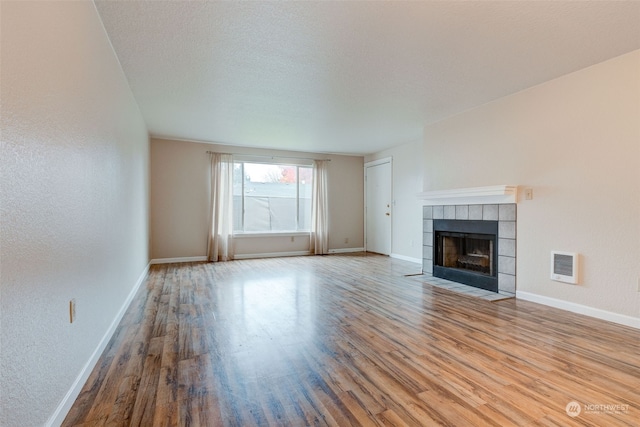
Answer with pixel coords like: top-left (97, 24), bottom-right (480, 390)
top-left (1, 1), bottom-right (639, 426)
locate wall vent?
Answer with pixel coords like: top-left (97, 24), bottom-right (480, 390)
top-left (550, 251), bottom-right (579, 284)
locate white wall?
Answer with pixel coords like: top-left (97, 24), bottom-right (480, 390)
top-left (1, 2), bottom-right (150, 426)
top-left (423, 50), bottom-right (640, 322)
top-left (150, 138), bottom-right (364, 260)
top-left (365, 140), bottom-right (424, 263)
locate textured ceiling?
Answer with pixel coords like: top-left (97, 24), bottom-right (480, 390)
top-left (94, 1), bottom-right (640, 155)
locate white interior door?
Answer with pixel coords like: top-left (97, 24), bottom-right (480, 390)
top-left (365, 159), bottom-right (392, 255)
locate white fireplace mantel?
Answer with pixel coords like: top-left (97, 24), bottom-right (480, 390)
top-left (417, 185), bottom-right (518, 205)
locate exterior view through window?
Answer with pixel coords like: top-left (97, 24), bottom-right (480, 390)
top-left (233, 162), bottom-right (313, 232)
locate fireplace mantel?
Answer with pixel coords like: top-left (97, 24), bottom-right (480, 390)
top-left (417, 185), bottom-right (518, 205)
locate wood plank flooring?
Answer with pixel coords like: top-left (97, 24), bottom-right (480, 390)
top-left (63, 253), bottom-right (640, 426)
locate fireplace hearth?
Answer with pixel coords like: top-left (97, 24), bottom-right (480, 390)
top-left (433, 220), bottom-right (498, 292)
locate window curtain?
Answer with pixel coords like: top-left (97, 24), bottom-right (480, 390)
top-left (310, 160), bottom-right (329, 255)
top-left (207, 153), bottom-right (234, 262)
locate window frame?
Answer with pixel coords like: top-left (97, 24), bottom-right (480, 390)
top-left (232, 160), bottom-right (313, 234)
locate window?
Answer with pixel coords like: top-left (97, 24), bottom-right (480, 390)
top-left (233, 162), bottom-right (313, 233)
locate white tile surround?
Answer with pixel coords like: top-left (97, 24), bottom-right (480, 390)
top-left (423, 203), bottom-right (517, 295)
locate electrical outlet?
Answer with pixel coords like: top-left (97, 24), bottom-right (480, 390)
top-left (69, 299), bottom-right (76, 323)
top-left (290, 236), bottom-right (294, 242)
top-left (344, 238), bottom-right (349, 244)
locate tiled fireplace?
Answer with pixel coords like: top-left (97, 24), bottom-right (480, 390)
top-left (422, 203), bottom-right (516, 295)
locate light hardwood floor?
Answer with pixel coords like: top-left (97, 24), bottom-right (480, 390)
top-left (63, 253), bottom-right (640, 426)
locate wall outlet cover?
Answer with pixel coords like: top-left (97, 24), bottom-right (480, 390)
top-left (69, 299), bottom-right (76, 323)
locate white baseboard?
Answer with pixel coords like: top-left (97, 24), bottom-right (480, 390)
top-left (390, 253), bottom-right (422, 264)
top-left (234, 250), bottom-right (311, 260)
top-left (47, 262), bottom-right (150, 427)
top-left (327, 247), bottom-right (365, 254)
top-left (516, 291), bottom-right (640, 330)
top-left (150, 256), bottom-right (208, 265)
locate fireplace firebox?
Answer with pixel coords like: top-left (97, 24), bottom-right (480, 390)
top-left (433, 220), bottom-right (498, 292)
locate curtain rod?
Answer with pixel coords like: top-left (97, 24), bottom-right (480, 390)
top-left (206, 151), bottom-right (331, 162)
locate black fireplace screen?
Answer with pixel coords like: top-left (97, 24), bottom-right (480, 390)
top-left (438, 233), bottom-right (493, 275)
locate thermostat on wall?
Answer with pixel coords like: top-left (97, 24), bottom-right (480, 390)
top-left (551, 251), bottom-right (579, 284)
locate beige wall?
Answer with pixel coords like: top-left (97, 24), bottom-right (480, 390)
top-left (365, 139), bottom-right (424, 262)
top-left (150, 138), bottom-right (364, 259)
top-left (1, 2), bottom-right (150, 425)
top-left (423, 50), bottom-right (640, 321)
top-left (150, 138), bottom-right (210, 258)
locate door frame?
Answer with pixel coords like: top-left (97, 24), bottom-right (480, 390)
top-left (364, 157), bottom-right (392, 255)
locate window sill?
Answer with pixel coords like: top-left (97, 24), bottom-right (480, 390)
top-left (233, 232), bottom-right (311, 239)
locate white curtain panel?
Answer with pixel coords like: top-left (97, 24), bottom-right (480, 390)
top-left (310, 159), bottom-right (329, 255)
top-left (207, 153), bottom-right (234, 262)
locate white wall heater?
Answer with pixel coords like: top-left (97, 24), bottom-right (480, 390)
top-left (550, 251), bottom-right (579, 284)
